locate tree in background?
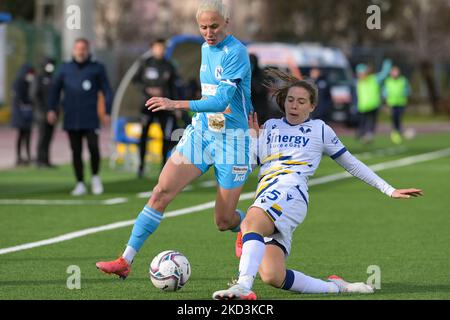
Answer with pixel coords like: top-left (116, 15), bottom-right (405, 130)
top-left (263, 0), bottom-right (450, 114)
top-left (0, 1), bottom-right (34, 22)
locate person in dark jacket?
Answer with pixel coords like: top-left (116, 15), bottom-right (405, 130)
top-left (133, 38), bottom-right (179, 178)
top-left (48, 38), bottom-right (113, 196)
top-left (12, 64), bottom-right (35, 166)
top-left (310, 68), bottom-right (332, 122)
top-left (35, 57), bottom-right (57, 168)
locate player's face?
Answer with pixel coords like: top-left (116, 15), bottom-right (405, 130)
top-left (73, 41), bottom-right (90, 63)
top-left (197, 11), bottom-right (228, 46)
top-left (284, 86), bottom-right (316, 125)
top-left (390, 67), bottom-right (400, 78)
top-left (152, 43), bottom-right (166, 60)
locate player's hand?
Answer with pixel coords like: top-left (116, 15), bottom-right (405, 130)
top-left (47, 111), bottom-right (57, 125)
top-left (248, 112), bottom-right (260, 138)
top-left (103, 114), bottom-right (111, 127)
top-left (146, 97), bottom-right (176, 112)
top-left (391, 189), bottom-right (423, 199)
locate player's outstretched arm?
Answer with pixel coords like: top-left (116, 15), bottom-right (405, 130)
top-left (391, 189), bottom-right (424, 199)
top-left (334, 151), bottom-right (424, 199)
top-left (145, 97), bottom-right (190, 112)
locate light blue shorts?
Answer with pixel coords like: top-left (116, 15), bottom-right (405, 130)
top-left (176, 125), bottom-right (252, 189)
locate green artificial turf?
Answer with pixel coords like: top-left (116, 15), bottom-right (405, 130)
top-left (0, 132), bottom-right (449, 300)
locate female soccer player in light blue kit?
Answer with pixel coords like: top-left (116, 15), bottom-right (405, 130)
top-left (213, 69), bottom-right (423, 300)
top-left (96, 0), bottom-right (254, 279)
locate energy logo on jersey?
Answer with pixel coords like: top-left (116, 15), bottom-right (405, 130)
top-left (266, 132), bottom-right (310, 148)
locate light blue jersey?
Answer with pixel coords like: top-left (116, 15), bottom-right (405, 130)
top-left (177, 35), bottom-right (253, 189)
top-left (189, 35), bottom-right (253, 131)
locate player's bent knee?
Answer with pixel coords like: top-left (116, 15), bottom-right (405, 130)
top-left (240, 208), bottom-right (273, 235)
top-left (259, 268), bottom-right (284, 288)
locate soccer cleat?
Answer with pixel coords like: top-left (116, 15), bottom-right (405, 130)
top-left (213, 284), bottom-right (257, 300)
top-left (96, 257), bottom-right (131, 280)
top-left (391, 131), bottom-right (403, 145)
top-left (235, 231), bottom-right (243, 258)
top-left (91, 175), bottom-right (104, 195)
top-left (328, 275), bottom-right (374, 294)
top-left (71, 182), bottom-right (87, 196)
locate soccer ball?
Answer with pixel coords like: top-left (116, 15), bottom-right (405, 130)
top-left (149, 250), bottom-right (191, 291)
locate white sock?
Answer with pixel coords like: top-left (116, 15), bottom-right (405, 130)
top-left (237, 233), bottom-right (266, 290)
top-left (122, 246), bottom-right (137, 264)
top-left (282, 269), bottom-right (339, 294)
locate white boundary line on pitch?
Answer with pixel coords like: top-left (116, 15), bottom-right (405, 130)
top-left (1, 147), bottom-right (449, 256)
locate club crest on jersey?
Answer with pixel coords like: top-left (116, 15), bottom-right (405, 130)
top-left (215, 66), bottom-right (223, 80)
top-left (82, 80), bottom-right (92, 91)
top-left (299, 127), bottom-right (312, 134)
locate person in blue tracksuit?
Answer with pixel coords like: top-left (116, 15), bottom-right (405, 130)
top-left (48, 38), bottom-right (113, 196)
top-left (96, 0), bottom-right (255, 279)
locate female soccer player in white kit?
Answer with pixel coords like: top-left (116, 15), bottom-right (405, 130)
top-left (213, 69), bottom-right (423, 300)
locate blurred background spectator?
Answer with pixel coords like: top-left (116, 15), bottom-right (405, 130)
top-left (383, 65), bottom-right (411, 144)
top-left (11, 64), bottom-right (35, 167)
top-left (47, 38), bottom-right (113, 196)
top-left (309, 67), bottom-right (332, 122)
top-left (34, 57), bottom-right (57, 168)
top-left (355, 59), bottom-right (392, 144)
top-left (133, 38), bottom-right (179, 178)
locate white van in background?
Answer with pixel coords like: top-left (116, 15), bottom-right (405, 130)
top-left (247, 42), bottom-right (356, 125)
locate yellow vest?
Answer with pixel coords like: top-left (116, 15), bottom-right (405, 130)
top-left (357, 75), bottom-right (381, 113)
top-left (385, 76), bottom-right (408, 107)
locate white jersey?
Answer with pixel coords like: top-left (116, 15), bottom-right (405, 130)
top-left (256, 118), bottom-right (346, 193)
top-left (251, 117), bottom-right (395, 255)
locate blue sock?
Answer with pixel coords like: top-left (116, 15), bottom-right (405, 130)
top-left (127, 206), bottom-right (163, 252)
top-left (231, 209), bottom-right (246, 233)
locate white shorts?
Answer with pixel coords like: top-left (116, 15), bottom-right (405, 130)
top-left (251, 173), bottom-right (309, 256)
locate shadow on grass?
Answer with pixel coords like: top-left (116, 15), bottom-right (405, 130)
top-left (0, 178), bottom-right (159, 199)
top-left (0, 277), bottom-right (149, 287)
top-left (378, 282), bottom-right (450, 294)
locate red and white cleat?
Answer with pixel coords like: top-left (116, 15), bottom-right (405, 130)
top-left (96, 257), bottom-right (131, 280)
top-left (328, 275), bottom-right (374, 294)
